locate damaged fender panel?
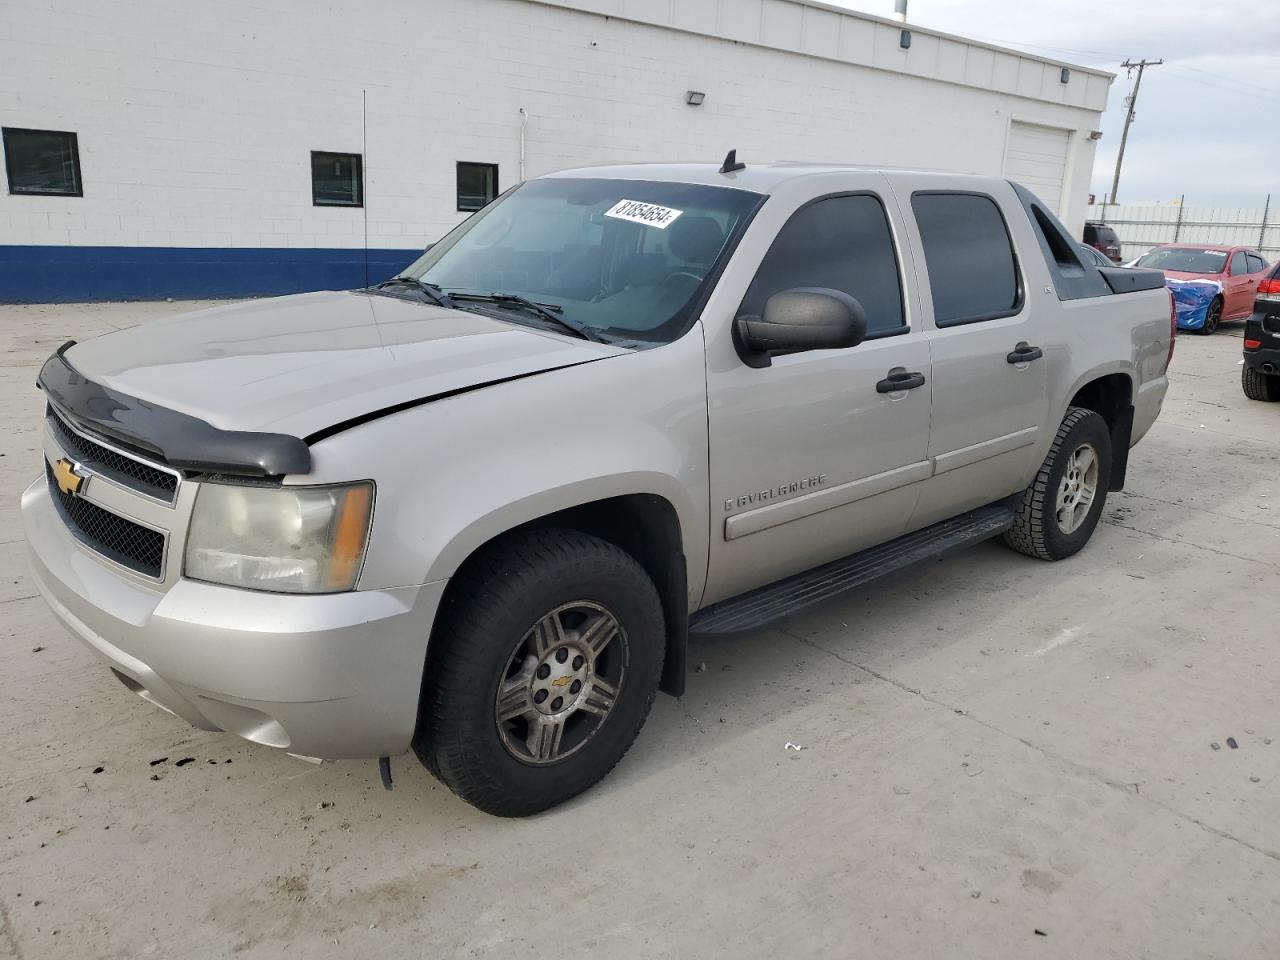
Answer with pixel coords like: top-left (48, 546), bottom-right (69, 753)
top-left (1167, 278), bottom-right (1223, 331)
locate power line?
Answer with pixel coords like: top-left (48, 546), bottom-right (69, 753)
top-left (959, 34), bottom-right (1280, 102)
top-left (1167, 61), bottom-right (1278, 97)
top-left (1160, 63), bottom-right (1280, 103)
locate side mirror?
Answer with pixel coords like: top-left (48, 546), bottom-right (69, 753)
top-left (735, 288), bottom-right (868, 367)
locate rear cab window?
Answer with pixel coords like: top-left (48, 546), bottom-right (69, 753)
top-left (911, 192), bottom-right (1022, 325)
top-left (739, 193), bottom-right (906, 338)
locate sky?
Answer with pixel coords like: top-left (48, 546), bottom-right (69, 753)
top-left (828, 0), bottom-right (1280, 207)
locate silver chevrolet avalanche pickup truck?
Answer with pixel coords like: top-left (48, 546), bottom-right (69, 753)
top-left (23, 159), bottom-right (1174, 816)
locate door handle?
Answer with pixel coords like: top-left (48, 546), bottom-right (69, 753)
top-left (1007, 341), bottom-right (1043, 364)
top-left (876, 367), bottom-right (926, 393)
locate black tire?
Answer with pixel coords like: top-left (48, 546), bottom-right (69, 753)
top-left (1242, 364), bottom-right (1280, 402)
top-left (1195, 297), bottom-right (1222, 335)
top-left (1003, 407), bottom-right (1113, 561)
top-left (414, 528), bottom-right (665, 817)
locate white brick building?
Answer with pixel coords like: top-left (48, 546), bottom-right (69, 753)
top-left (0, 0), bottom-right (1112, 301)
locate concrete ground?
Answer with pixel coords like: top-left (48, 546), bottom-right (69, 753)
top-left (1, 302), bottom-right (1278, 960)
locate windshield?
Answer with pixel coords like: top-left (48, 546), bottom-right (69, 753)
top-left (398, 177), bottom-right (762, 344)
top-left (1136, 247), bottom-right (1228, 274)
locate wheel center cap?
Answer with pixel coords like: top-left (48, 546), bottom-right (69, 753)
top-left (531, 646), bottom-right (588, 716)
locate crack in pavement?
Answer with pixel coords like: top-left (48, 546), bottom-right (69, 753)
top-left (780, 627), bottom-right (1280, 867)
top-left (1159, 420), bottom-right (1280, 448)
top-left (0, 898), bottom-right (22, 960)
top-left (1117, 490), bottom-right (1280, 531)
top-left (1101, 519), bottom-right (1280, 569)
top-left (0, 594), bottom-right (37, 606)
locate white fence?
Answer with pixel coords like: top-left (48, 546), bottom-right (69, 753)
top-left (1088, 200), bottom-right (1279, 263)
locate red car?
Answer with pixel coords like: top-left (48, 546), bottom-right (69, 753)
top-left (1141, 244), bottom-right (1269, 335)
top-left (1133, 244), bottom-right (1270, 334)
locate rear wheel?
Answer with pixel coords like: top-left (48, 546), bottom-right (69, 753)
top-left (1003, 407), bottom-right (1112, 561)
top-left (1242, 364), bottom-right (1280, 402)
top-left (415, 529), bottom-right (665, 817)
top-left (1195, 297), bottom-right (1222, 335)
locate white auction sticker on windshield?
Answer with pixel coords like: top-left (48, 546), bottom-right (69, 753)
top-left (605, 199), bottom-right (684, 229)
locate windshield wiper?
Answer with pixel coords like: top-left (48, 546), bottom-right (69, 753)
top-left (371, 276), bottom-right (454, 308)
top-left (445, 291), bottom-right (603, 342)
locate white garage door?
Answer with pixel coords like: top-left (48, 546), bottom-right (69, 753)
top-left (1004, 121), bottom-right (1070, 215)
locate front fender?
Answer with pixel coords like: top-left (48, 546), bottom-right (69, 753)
top-left (300, 331), bottom-right (711, 603)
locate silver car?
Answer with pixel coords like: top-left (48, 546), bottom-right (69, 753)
top-left (23, 161), bottom-right (1173, 815)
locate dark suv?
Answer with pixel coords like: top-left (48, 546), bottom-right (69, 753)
top-left (1243, 264), bottom-right (1280, 401)
top-left (1083, 222), bottom-right (1123, 263)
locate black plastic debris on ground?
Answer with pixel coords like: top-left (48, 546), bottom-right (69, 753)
top-left (1227, 737), bottom-right (1239, 749)
top-left (174, 757), bottom-right (196, 767)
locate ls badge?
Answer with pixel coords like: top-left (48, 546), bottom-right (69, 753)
top-left (53, 458), bottom-right (85, 496)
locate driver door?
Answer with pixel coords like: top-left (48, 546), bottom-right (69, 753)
top-left (701, 184), bottom-right (933, 606)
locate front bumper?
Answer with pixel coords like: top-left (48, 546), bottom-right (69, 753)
top-left (22, 476), bottom-right (446, 759)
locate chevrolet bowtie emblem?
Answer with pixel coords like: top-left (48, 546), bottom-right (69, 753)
top-left (53, 457), bottom-right (85, 496)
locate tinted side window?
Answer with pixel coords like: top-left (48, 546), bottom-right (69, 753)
top-left (1247, 253), bottom-right (1266, 273)
top-left (739, 194), bottom-right (905, 336)
top-left (1230, 251), bottom-right (1248, 275)
top-left (912, 193), bottom-right (1021, 326)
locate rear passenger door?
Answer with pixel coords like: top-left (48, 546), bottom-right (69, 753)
top-left (898, 187), bottom-right (1050, 529)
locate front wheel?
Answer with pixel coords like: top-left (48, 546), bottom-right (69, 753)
top-left (414, 529), bottom-right (665, 817)
top-left (1003, 407), bottom-right (1113, 561)
top-left (1195, 297), bottom-right (1222, 335)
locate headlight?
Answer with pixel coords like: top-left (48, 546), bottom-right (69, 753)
top-left (185, 481), bottom-right (374, 593)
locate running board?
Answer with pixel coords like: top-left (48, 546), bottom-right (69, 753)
top-left (689, 504), bottom-right (1015, 636)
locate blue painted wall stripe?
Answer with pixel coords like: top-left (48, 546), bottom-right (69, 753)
top-left (0, 245), bottom-right (424, 303)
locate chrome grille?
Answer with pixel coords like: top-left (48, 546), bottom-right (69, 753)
top-left (45, 461), bottom-right (166, 579)
top-left (47, 405), bottom-right (179, 504)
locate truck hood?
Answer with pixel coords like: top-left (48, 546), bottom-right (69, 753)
top-left (62, 290), bottom-right (627, 439)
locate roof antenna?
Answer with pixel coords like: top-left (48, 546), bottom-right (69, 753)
top-left (719, 149), bottom-right (746, 175)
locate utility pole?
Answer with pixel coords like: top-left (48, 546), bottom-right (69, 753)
top-left (1110, 58), bottom-right (1162, 205)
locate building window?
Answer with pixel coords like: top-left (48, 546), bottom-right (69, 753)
top-left (311, 151), bottom-right (363, 207)
top-left (3, 128), bottom-right (82, 196)
top-left (457, 162), bottom-right (498, 212)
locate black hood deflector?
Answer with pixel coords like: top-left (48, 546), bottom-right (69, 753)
top-left (39, 346), bottom-right (313, 477)
top-left (38, 344), bottom-right (604, 477)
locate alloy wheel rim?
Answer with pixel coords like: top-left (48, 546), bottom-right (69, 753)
top-left (1055, 442), bottom-right (1099, 535)
top-left (494, 601), bottom-right (625, 765)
